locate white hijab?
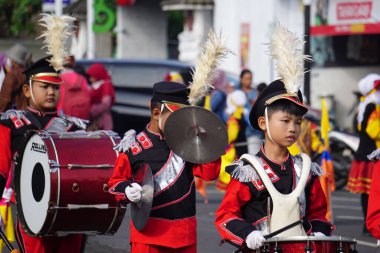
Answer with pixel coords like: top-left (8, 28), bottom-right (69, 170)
top-left (357, 73), bottom-right (380, 125)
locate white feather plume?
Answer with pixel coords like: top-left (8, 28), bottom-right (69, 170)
top-left (37, 14), bottom-right (75, 71)
top-left (188, 30), bottom-right (229, 105)
top-left (270, 24), bottom-right (312, 94)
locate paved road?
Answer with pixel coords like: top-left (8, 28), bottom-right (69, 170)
top-left (83, 188), bottom-right (378, 253)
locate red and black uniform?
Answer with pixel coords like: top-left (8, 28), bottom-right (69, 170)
top-left (366, 149), bottom-right (380, 238)
top-left (215, 146), bottom-right (334, 248)
top-left (347, 103), bottom-right (380, 194)
top-left (0, 107), bottom-right (86, 253)
top-left (109, 126), bottom-right (221, 252)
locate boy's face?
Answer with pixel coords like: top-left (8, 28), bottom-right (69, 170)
top-left (261, 110), bottom-right (302, 147)
top-left (23, 81), bottom-right (60, 111)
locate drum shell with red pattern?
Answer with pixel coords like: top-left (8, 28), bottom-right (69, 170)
top-left (262, 236), bottom-right (356, 253)
top-left (15, 130), bottom-right (125, 236)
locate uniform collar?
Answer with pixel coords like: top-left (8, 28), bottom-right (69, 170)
top-left (146, 123), bottom-right (164, 140)
top-left (27, 106), bottom-right (57, 117)
top-left (258, 144), bottom-right (291, 171)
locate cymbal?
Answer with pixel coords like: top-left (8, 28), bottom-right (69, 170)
top-left (131, 163), bottom-right (154, 231)
top-left (164, 106), bottom-right (228, 164)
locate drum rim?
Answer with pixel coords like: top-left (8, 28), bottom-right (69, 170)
top-left (15, 130), bottom-right (50, 236)
top-left (265, 235), bottom-right (356, 242)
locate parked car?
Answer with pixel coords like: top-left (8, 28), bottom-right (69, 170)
top-left (77, 59), bottom-right (238, 135)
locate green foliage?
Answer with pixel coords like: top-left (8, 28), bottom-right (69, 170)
top-left (167, 11), bottom-right (183, 40)
top-left (0, 0), bottom-right (41, 37)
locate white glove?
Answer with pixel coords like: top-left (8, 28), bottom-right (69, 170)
top-left (245, 230), bottom-right (265, 250)
top-left (313, 232), bottom-right (326, 237)
top-left (125, 183), bottom-right (142, 203)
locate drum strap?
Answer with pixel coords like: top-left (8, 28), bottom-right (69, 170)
top-left (241, 153), bottom-right (311, 237)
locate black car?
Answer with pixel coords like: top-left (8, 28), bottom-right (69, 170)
top-left (77, 59), bottom-right (238, 136)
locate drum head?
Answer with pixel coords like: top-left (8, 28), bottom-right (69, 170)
top-left (15, 132), bottom-right (52, 235)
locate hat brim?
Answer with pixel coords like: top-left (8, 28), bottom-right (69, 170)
top-left (32, 75), bottom-right (63, 85)
top-left (249, 96), bottom-right (308, 130)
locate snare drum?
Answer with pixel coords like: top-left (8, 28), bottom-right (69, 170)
top-left (263, 236), bottom-right (357, 253)
top-left (14, 130), bottom-right (125, 236)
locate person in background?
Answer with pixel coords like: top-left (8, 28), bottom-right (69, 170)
top-left (0, 53), bottom-right (8, 90)
top-left (217, 90), bottom-right (248, 191)
top-left (209, 69), bottom-right (229, 122)
top-left (239, 69), bottom-right (263, 155)
top-left (0, 43), bottom-right (32, 112)
top-left (347, 73), bottom-right (380, 236)
top-left (58, 56), bottom-right (91, 120)
top-left (86, 63), bottom-right (115, 130)
top-left (366, 148), bottom-right (380, 238)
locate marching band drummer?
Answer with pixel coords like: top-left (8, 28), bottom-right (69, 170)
top-left (214, 24), bottom-right (335, 251)
top-left (0, 15), bottom-right (88, 253)
top-left (108, 81), bottom-right (221, 253)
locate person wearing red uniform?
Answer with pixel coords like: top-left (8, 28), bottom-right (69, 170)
top-left (108, 81), bottom-right (221, 253)
top-left (367, 149), bottom-right (380, 238)
top-left (347, 74), bottom-right (380, 235)
top-left (214, 25), bottom-right (334, 251)
top-left (0, 55), bottom-right (87, 253)
top-left (214, 81), bottom-right (334, 251)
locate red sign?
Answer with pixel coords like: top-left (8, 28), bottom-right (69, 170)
top-left (336, 1), bottom-right (372, 20)
top-left (116, 0), bottom-right (135, 6)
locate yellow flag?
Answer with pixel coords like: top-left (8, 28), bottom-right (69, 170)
top-left (320, 98), bottom-right (331, 148)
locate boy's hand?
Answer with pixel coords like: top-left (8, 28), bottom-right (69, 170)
top-left (245, 230), bottom-right (265, 249)
top-left (125, 183), bottom-right (142, 203)
top-left (313, 232), bottom-right (326, 237)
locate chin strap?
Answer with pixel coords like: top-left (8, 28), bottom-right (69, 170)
top-left (28, 79), bottom-right (40, 111)
top-left (265, 107), bottom-right (277, 145)
top-left (158, 103), bottom-right (165, 131)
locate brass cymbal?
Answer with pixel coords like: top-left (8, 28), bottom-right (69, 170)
top-left (131, 163), bottom-right (154, 231)
top-left (164, 106), bottom-right (228, 164)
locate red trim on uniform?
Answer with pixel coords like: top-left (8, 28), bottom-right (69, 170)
top-left (27, 106), bottom-right (57, 116)
top-left (33, 75), bottom-right (63, 85)
top-left (136, 132), bottom-right (153, 149)
top-left (146, 123), bottom-right (164, 140)
top-left (151, 179), bottom-right (194, 210)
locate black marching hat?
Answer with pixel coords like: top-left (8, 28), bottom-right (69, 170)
top-left (249, 79), bottom-right (308, 130)
top-left (151, 81), bottom-right (190, 109)
top-left (23, 56), bottom-right (63, 85)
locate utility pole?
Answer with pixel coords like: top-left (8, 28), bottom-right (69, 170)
top-left (87, 0), bottom-right (95, 59)
top-left (303, 0), bottom-right (311, 105)
top-left (54, 0), bottom-right (62, 16)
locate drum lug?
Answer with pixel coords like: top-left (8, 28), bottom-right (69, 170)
top-left (72, 183), bottom-right (80, 192)
top-left (39, 131), bottom-right (51, 139)
top-left (49, 160), bottom-right (60, 173)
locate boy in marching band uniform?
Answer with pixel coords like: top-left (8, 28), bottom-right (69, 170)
top-left (214, 25), bottom-right (334, 251)
top-left (0, 15), bottom-right (87, 253)
top-left (108, 81), bottom-right (221, 253)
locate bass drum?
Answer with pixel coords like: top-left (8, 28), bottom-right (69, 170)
top-left (263, 236), bottom-right (357, 253)
top-left (15, 130), bottom-right (125, 236)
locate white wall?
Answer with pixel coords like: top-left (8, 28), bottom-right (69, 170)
top-left (214, 0), bottom-right (304, 86)
top-left (117, 0), bottom-right (167, 59)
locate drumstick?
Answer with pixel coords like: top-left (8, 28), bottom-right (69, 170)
top-left (0, 227), bottom-right (20, 253)
top-left (263, 219), bottom-right (303, 239)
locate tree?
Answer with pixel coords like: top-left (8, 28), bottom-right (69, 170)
top-left (0, 0), bottom-right (42, 37)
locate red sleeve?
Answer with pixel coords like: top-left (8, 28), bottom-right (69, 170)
top-left (306, 176), bottom-right (335, 234)
top-left (108, 153), bottom-right (133, 203)
top-left (0, 124), bottom-right (11, 179)
top-left (214, 179), bottom-right (255, 246)
top-left (192, 158), bottom-right (221, 181)
top-left (367, 161), bottom-right (380, 239)
top-left (102, 81), bottom-right (115, 104)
